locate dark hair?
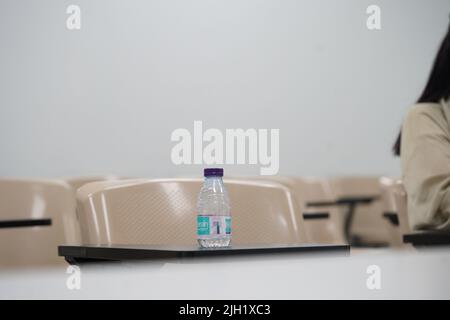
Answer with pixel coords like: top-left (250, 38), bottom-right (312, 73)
top-left (393, 21), bottom-right (450, 156)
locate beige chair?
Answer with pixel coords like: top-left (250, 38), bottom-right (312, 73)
top-left (292, 177), bottom-right (346, 244)
top-left (229, 175), bottom-right (346, 244)
top-left (64, 175), bottom-right (123, 193)
top-left (330, 176), bottom-right (398, 246)
top-left (76, 178), bottom-right (307, 246)
top-left (0, 179), bottom-right (80, 268)
top-left (240, 175), bottom-right (347, 244)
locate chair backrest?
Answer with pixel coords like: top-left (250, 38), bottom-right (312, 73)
top-left (76, 178), bottom-right (307, 246)
top-left (296, 177), bottom-right (337, 202)
top-left (331, 176), bottom-right (383, 198)
top-left (0, 179), bottom-right (79, 268)
top-left (64, 175), bottom-right (123, 193)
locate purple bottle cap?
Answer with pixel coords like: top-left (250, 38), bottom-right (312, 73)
top-left (204, 168), bottom-right (224, 177)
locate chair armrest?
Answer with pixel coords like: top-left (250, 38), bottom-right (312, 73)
top-left (0, 218), bottom-right (52, 229)
top-left (302, 212), bottom-right (330, 220)
top-left (383, 212), bottom-right (399, 226)
top-left (306, 196), bottom-right (379, 208)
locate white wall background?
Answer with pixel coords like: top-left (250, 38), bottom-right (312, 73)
top-left (0, 0), bottom-right (449, 178)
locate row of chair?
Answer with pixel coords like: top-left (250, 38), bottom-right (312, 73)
top-left (0, 175), bottom-right (410, 268)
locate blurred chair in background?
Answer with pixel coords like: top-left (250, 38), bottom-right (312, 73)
top-left (0, 179), bottom-right (80, 268)
top-left (329, 176), bottom-right (399, 247)
top-left (292, 177), bottom-right (346, 245)
top-left (229, 175), bottom-right (346, 244)
top-left (76, 178), bottom-right (307, 246)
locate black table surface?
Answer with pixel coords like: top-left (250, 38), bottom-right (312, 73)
top-left (59, 243), bottom-right (350, 263)
top-left (403, 231), bottom-right (450, 246)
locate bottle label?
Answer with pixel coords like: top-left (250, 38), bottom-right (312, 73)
top-left (197, 215), bottom-right (231, 238)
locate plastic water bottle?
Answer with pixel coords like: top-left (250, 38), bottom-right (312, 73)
top-left (197, 168), bottom-right (231, 248)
